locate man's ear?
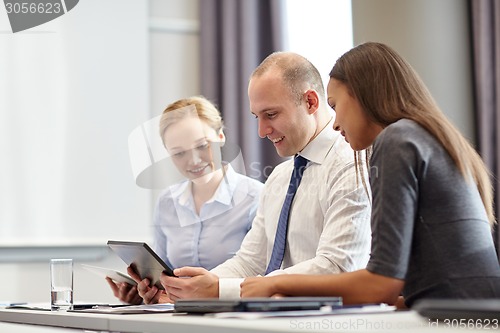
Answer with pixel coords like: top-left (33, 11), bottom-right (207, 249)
top-left (304, 89), bottom-right (320, 114)
top-left (218, 130), bottom-right (226, 146)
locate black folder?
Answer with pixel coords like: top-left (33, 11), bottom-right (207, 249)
top-left (174, 297), bottom-right (343, 313)
top-left (414, 299), bottom-right (500, 320)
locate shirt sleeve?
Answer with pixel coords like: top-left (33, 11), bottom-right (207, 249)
top-left (211, 184), bottom-right (269, 298)
top-left (366, 127), bottom-right (419, 279)
top-left (218, 278), bottom-right (245, 299)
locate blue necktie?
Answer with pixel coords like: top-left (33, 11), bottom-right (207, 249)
top-left (266, 155), bottom-right (309, 274)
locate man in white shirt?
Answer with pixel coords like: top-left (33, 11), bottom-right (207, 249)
top-left (134, 52), bottom-right (372, 302)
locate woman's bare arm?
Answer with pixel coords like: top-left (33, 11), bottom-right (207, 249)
top-left (241, 269), bottom-right (404, 305)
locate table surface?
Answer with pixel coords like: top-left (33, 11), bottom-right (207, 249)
top-left (0, 321), bottom-right (80, 333)
top-left (0, 306), bottom-right (496, 333)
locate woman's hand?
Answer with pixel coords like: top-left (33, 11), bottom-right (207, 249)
top-left (127, 266), bottom-right (165, 304)
top-left (105, 278), bottom-right (143, 305)
top-left (240, 276), bottom-right (279, 298)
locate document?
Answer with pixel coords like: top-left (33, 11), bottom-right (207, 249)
top-left (70, 303), bottom-right (175, 314)
top-left (0, 302), bottom-right (27, 307)
top-left (6, 303), bottom-right (51, 311)
top-left (81, 264), bottom-right (137, 285)
top-left (211, 304), bottom-right (396, 319)
top-left (6, 303), bottom-right (125, 311)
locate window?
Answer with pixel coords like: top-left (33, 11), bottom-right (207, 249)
top-left (284, 0), bottom-right (353, 89)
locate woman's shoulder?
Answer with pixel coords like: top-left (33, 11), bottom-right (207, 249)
top-left (373, 119), bottom-right (444, 167)
top-left (157, 180), bottom-right (189, 203)
top-left (377, 119), bottom-right (434, 147)
top-left (382, 118), bottom-right (424, 136)
top-left (225, 164), bottom-right (263, 195)
top-left (232, 171), bottom-right (264, 193)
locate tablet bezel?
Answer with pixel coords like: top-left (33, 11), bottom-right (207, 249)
top-left (107, 240), bottom-right (175, 290)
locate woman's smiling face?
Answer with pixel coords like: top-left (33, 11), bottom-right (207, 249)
top-left (163, 116), bottom-right (223, 182)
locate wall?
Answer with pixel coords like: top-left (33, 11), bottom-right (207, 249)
top-left (148, 0), bottom-right (200, 203)
top-left (351, 0), bottom-right (474, 143)
top-left (0, 0), bottom-right (200, 304)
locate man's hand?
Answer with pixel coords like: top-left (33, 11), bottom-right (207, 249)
top-left (105, 278), bottom-right (143, 305)
top-left (160, 267), bottom-right (219, 301)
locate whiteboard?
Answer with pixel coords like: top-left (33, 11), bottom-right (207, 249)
top-left (0, 0), bottom-right (153, 246)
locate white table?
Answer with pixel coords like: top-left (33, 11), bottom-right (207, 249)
top-left (0, 307), bottom-right (495, 333)
top-left (0, 321), bottom-right (80, 333)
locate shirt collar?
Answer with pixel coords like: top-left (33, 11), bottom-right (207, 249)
top-left (212, 164), bottom-right (237, 206)
top-left (299, 117), bottom-right (340, 165)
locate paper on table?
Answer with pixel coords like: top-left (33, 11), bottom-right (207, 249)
top-left (211, 304), bottom-right (396, 319)
top-left (6, 303), bottom-right (51, 311)
top-left (6, 302), bottom-right (123, 311)
top-left (71, 303), bottom-right (175, 314)
top-left (81, 264), bottom-right (137, 285)
top-left (0, 301), bottom-right (27, 307)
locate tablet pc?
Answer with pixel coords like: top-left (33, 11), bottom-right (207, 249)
top-left (81, 264), bottom-right (137, 285)
top-left (107, 240), bottom-right (175, 290)
top-left (174, 297), bottom-right (343, 313)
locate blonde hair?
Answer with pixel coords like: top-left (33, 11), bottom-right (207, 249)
top-left (159, 96), bottom-right (223, 147)
top-left (330, 42), bottom-right (495, 225)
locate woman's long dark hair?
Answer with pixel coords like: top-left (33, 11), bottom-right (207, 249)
top-left (330, 42), bottom-right (495, 225)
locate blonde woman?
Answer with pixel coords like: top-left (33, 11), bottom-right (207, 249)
top-left (108, 96), bottom-right (263, 304)
top-left (241, 42), bottom-right (500, 308)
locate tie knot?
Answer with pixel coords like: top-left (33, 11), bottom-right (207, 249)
top-left (293, 155), bottom-right (308, 179)
top-left (294, 155), bottom-right (308, 170)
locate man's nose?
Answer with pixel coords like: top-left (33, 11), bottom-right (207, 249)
top-left (258, 119), bottom-right (271, 139)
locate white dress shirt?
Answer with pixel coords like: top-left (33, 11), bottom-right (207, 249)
top-left (211, 119), bottom-right (372, 298)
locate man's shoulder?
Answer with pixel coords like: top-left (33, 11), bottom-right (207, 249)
top-left (265, 158), bottom-right (294, 179)
top-left (256, 158), bottom-right (296, 190)
top-left (322, 137), bottom-right (356, 169)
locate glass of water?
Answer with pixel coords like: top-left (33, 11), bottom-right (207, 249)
top-left (50, 259), bottom-right (73, 311)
